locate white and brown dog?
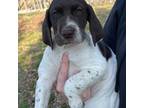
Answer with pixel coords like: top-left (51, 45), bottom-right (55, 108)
top-left (34, 0), bottom-right (119, 108)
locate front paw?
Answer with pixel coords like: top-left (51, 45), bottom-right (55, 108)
top-left (64, 80), bottom-right (83, 108)
top-left (65, 94), bottom-right (83, 108)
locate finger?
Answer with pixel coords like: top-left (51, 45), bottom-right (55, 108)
top-left (81, 88), bottom-right (91, 101)
top-left (59, 52), bottom-right (69, 76)
top-left (61, 52), bottom-right (69, 65)
top-left (56, 53), bottom-right (69, 92)
top-left (56, 52), bottom-right (69, 93)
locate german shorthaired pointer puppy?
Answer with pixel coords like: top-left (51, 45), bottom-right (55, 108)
top-left (34, 0), bottom-right (119, 108)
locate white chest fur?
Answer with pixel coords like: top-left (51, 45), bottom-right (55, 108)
top-left (51, 40), bottom-right (107, 77)
top-left (36, 40), bottom-right (119, 108)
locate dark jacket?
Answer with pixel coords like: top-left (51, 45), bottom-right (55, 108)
top-left (103, 0), bottom-right (126, 108)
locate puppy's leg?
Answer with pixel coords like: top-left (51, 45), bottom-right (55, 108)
top-left (34, 47), bottom-right (57, 108)
top-left (64, 68), bottom-right (106, 108)
top-left (35, 64), bottom-right (57, 108)
top-left (34, 76), bottom-right (54, 108)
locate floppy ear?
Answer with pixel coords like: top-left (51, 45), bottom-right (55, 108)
top-left (42, 9), bottom-right (53, 48)
top-left (87, 5), bottom-right (103, 45)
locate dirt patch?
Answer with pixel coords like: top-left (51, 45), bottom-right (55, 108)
top-left (18, 12), bottom-right (44, 34)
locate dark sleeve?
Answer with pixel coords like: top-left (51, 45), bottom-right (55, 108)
top-left (103, 0), bottom-right (126, 108)
top-left (103, 0), bottom-right (126, 54)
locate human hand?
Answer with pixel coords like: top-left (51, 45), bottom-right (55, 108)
top-left (56, 52), bottom-right (91, 101)
top-left (56, 52), bottom-right (69, 93)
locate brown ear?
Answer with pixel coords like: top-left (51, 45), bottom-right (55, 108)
top-left (87, 5), bottom-right (103, 45)
top-left (42, 9), bottom-right (53, 48)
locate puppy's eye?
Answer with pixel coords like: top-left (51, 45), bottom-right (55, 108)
top-left (52, 9), bottom-right (63, 16)
top-left (52, 10), bottom-right (58, 15)
top-left (76, 7), bottom-right (83, 11)
top-left (73, 6), bottom-right (83, 16)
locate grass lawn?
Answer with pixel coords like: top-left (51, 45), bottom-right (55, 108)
top-left (18, 4), bottom-right (113, 108)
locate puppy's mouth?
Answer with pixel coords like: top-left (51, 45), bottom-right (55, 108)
top-left (61, 26), bottom-right (75, 41)
top-left (63, 34), bottom-right (74, 41)
top-left (55, 26), bottom-right (81, 46)
top-left (55, 33), bottom-right (75, 46)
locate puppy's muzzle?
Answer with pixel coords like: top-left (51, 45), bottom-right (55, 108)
top-left (61, 26), bottom-right (75, 40)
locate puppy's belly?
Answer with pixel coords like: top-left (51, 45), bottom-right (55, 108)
top-left (68, 61), bottom-right (80, 77)
top-left (68, 61), bottom-right (92, 101)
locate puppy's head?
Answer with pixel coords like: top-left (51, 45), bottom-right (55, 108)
top-left (42, 0), bottom-right (103, 49)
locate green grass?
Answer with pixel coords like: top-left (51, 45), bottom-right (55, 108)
top-left (19, 101), bottom-right (29, 108)
top-left (18, 4), bottom-right (113, 108)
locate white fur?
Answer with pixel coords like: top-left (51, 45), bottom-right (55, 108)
top-left (34, 32), bottom-right (119, 108)
top-left (66, 17), bottom-right (83, 43)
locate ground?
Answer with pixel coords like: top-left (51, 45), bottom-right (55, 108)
top-left (18, 4), bottom-right (113, 108)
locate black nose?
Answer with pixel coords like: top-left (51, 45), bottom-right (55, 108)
top-left (61, 26), bottom-right (75, 39)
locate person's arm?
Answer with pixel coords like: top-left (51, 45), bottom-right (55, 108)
top-left (103, 1), bottom-right (126, 108)
top-left (103, 1), bottom-right (118, 54)
top-left (56, 53), bottom-right (92, 101)
top-left (56, 52), bottom-right (69, 93)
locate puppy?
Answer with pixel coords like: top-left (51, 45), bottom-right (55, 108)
top-left (34, 0), bottom-right (119, 108)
